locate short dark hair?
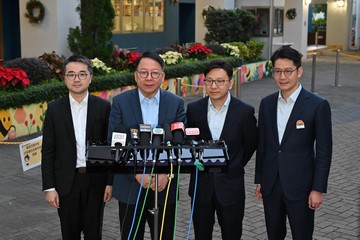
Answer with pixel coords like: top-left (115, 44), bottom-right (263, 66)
top-left (62, 55), bottom-right (93, 75)
top-left (271, 46), bottom-right (303, 68)
top-left (134, 51), bottom-right (165, 70)
top-left (204, 59), bottom-right (233, 79)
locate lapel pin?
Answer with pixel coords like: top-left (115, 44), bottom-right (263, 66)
top-left (296, 120), bottom-right (305, 129)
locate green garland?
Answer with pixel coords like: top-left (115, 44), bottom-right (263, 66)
top-left (25, 0), bottom-right (45, 24)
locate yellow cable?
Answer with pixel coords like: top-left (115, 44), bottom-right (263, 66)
top-left (159, 163), bottom-right (173, 240)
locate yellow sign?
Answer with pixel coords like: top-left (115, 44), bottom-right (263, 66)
top-left (19, 136), bottom-right (43, 171)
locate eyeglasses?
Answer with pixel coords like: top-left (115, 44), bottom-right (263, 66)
top-left (273, 68), bottom-right (298, 77)
top-left (136, 71), bottom-right (163, 79)
top-left (204, 79), bottom-right (229, 87)
top-left (64, 72), bottom-right (90, 81)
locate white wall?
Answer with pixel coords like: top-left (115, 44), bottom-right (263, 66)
top-left (19, 0), bottom-right (79, 58)
top-left (326, 0), bottom-right (349, 49)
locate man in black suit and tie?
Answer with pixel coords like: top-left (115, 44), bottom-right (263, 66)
top-left (255, 46), bottom-right (332, 239)
top-left (108, 51), bottom-right (185, 239)
top-left (41, 55), bottom-right (113, 240)
top-left (186, 59), bottom-right (258, 239)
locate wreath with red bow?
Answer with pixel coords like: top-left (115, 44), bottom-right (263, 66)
top-left (25, 0), bottom-right (45, 24)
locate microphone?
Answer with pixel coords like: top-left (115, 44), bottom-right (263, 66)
top-left (129, 128), bottom-right (140, 162)
top-left (139, 124), bottom-right (151, 161)
top-left (163, 124), bottom-right (174, 163)
top-left (171, 122), bottom-right (185, 161)
top-left (185, 127), bottom-right (204, 171)
top-left (111, 127), bottom-right (127, 163)
top-left (151, 127), bottom-right (164, 162)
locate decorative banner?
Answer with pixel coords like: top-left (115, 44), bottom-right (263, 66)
top-left (19, 136), bottom-right (43, 171)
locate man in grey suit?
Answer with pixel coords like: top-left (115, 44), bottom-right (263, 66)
top-left (255, 46), bottom-right (332, 239)
top-left (108, 51), bottom-right (185, 240)
top-left (42, 55), bottom-right (113, 239)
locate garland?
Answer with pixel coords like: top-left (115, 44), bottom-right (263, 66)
top-left (25, 0), bottom-right (45, 24)
top-left (286, 8), bottom-right (297, 20)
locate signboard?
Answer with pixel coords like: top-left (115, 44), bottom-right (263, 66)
top-left (19, 136), bottom-right (42, 171)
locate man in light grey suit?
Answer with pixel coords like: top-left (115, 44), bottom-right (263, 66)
top-left (255, 46), bottom-right (332, 239)
top-left (108, 51), bottom-right (185, 240)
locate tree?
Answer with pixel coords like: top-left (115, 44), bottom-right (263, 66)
top-left (68, 0), bottom-right (115, 63)
top-left (203, 8), bottom-right (257, 43)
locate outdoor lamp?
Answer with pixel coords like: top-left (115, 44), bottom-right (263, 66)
top-left (305, 0), bottom-right (311, 5)
top-left (337, 0), bottom-right (345, 7)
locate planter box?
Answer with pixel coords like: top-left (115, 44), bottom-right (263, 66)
top-left (0, 60), bottom-right (271, 141)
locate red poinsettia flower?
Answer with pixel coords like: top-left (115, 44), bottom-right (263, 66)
top-left (128, 52), bottom-right (142, 65)
top-left (187, 43), bottom-right (212, 55)
top-left (0, 68), bottom-right (30, 89)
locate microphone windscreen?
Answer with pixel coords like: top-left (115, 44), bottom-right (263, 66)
top-left (163, 124), bottom-right (173, 142)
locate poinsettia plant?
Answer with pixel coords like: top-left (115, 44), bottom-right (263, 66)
top-left (111, 45), bottom-right (142, 71)
top-left (187, 43), bottom-right (213, 59)
top-left (0, 67), bottom-right (30, 90)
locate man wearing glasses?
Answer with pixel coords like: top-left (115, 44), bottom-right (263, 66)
top-left (186, 59), bottom-right (258, 239)
top-left (108, 51), bottom-right (185, 239)
top-left (42, 55), bottom-right (113, 239)
top-left (255, 46), bottom-right (332, 239)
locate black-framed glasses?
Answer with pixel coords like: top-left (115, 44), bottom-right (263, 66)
top-left (273, 68), bottom-right (298, 77)
top-left (136, 71), bottom-right (163, 79)
top-left (64, 72), bottom-right (90, 81)
top-left (204, 79), bottom-right (229, 87)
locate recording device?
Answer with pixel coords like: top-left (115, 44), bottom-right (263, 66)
top-left (163, 124), bottom-right (174, 163)
top-left (151, 127), bottom-right (164, 162)
top-left (139, 124), bottom-right (151, 161)
top-left (185, 128), bottom-right (201, 161)
top-left (111, 126), bottom-right (127, 163)
top-left (171, 122), bottom-right (185, 161)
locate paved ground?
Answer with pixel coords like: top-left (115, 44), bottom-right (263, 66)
top-left (0, 54), bottom-right (359, 239)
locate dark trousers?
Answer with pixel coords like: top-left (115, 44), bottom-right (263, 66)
top-left (58, 173), bottom-right (105, 240)
top-left (118, 190), bottom-right (175, 240)
top-left (192, 192), bottom-right (245, 240)
top-left (263, 176), bottom-right (314, 240)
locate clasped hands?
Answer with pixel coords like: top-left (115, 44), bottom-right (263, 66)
top-left (135, 173), bottom-right (169, 192)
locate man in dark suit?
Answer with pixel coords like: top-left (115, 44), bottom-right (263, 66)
top-left (41, 55), bottom-right (113, 240)
top-left (108, 51), bottom-right (185, 239)
top-left (186, 59), bottom-right (258, 240)
top-left (255, 46), bottom-right (332, 239)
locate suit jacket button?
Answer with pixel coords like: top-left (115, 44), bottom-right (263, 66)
top-left (278, 150), bottom-right (282, 153)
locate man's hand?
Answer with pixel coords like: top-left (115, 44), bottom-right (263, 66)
top-left (150, 174), bottom-right (169, 192)
top-left (45, 190), bottom-right (60, 208)
top-left (255, 184), bottom-right (263, 200)
top-left (103, 185), bottom-right (113, 202)
top-left (135, 174), bottom-right (154, 189)
top-left (308, 190), bottom-right (323, 210)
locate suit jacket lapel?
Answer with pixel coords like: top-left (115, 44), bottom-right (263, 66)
top-left (86, 94), bottom-right (95, 142)
top-left (281, 89), bottom-right (310, 145)
top-left (158, 89), bottom-right (166, 125)
top-left (219, 96), bottom-right (235, 140)
top-left (269, 94), bottom-right (280, 145)
top-left (131, 88), bottom-right (143, 124)
top-left (61, 96), bottom-right (76, 145)
top-left (199, 97), bottom-right (213, 140)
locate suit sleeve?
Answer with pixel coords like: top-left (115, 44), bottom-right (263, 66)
top-left (254, 100), bottom-right (264, 184)
top-left (312, 99), bottom-right (332, 193)
top-left (242, 105), bottom-right (258, 167)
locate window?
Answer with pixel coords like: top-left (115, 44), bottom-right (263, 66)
top-left (246, 8), bottom-right (270, 36)
top-left (273, 8), bottom-right (284, 36)
top-left (112, 0), bottom-right (164, 33)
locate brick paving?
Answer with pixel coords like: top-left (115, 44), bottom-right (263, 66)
top-left (0, 55), bottom-right (359, 239)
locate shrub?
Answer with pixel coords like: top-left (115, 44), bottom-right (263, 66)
top-left (203, 7), bottom-right (257, 43)
top-left (39, 51), bottom-right (65, 80)
top-left (205, 43), bottom-right (227, 55)
top-left (4, 57), bottom-right (51, 85)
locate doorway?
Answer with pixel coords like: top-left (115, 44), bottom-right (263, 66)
top-left (179, 3), bottom-right (195, 44)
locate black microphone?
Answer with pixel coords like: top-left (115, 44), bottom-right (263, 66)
top-left (111, 126), bottom-right (127, 163)
top-left (139, 124), bottom-right (151, 161)
top-left (185, 127), bottom-right (204, 171)
top-left (163, 124), bottom-right (174, 163)
top-left (151, 127), bottom-right (164, 162)
top-left (171, 122), bottom-right (185, 161)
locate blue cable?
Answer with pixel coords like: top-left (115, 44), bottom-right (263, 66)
top-left (127, 166), bottom-right (147, 240)
top-left (186, 167), bottom-right (198, 240)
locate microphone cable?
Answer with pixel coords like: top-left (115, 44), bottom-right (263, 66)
top-left (127, 166), bottom-right (147, 240)
top-left (132, 163), bottom-right (156, 240)
top-left (172, 158), bottom-right (182, 240)
top-left (160, 162), bottom-right (174, 240)
top-left (186, 167), bottom-right (199, 240)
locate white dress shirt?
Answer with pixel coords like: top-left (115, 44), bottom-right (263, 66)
top-left (277, 84), bottom-right (302, 143)
top-left (207, 92), bottom-right (231, 140)
top-left (69, 92), bottom-right (88, 168)
top-left (139, 89), bottom-right (160, 128)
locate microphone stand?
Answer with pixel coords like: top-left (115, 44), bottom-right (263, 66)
top-left (150, 149), bottom-right (159, 240)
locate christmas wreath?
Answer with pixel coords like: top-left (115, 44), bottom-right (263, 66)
top-left (25, 0), bottom-right (45, 24)
top-left (286, 8), bottom-right (297, 20)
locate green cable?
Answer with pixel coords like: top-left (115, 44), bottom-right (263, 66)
top-left (132, 165), bottom-right (155, 240)
top-left (172, 163), bottom-right (181, 240)
top-left (194, 160), bottom-right (204, 171)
